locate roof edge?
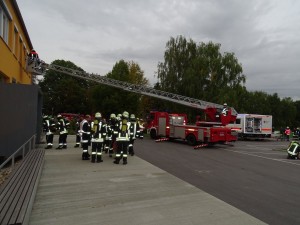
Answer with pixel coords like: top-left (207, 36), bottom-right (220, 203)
top-left (11, 0), bottom-right (33, 50)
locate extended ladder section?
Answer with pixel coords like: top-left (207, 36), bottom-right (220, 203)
top-left (27, 58), bottom-right (238, 116)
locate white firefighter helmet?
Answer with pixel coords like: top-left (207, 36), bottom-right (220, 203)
top-left (130, 114), bottom-right (136, 119)
top-left (57, 114), bottom-right (62, 118)
top-left (117, 114), bottom-right (122, 120)
top-left (223, 103), bottom-right (227, 106)
top-left (95, 112), bottom-right (101, 118)
top-left (110, 113), bottom-right (116, 119)
top-left (122, 111), bottom-right (129, 118)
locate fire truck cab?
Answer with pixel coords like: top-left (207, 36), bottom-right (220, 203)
top-left (147, 112), bottom-right (186, 139)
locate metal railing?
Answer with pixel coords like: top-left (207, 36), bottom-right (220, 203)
top-left (0, 135), bottom-right (36, 170)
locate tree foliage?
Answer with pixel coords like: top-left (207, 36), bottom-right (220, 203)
top-left (89, 60), bottom-right (149, 118)
top-left (157, 36), bottom-right (246, 105)
top-left (39, 60), bottom-right (94, 116)
top-left (156, 36), bottom-right (247, 120)
top-left (156, 36), bottom-right (299, 129)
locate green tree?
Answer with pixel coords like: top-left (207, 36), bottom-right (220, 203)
top-left (266, 93), bottom-right (282, 128)
top-left (157, 36), bottom-right (246, 110)
top-left (293, 101), bottom-right (300, 128)
top-left (279, 97), bottom-right (297, 128)
top-left (89, 60), bottom-right (149, 118)
top-left (238, 91), bottom-right (297, 129)
top-left (39, 60), bottom-right (93, 115)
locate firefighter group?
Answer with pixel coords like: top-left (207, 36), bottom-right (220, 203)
top-left (42, 111), bottom-right (144, 165)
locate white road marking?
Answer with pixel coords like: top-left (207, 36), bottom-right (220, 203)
top-left (223, 148), bottom-right (300, 166)
top-left (237, 151), bottom-right (284, 155)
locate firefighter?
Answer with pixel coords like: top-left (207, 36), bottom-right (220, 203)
top-left (104, 116), bottom-right (113, 155)
top-left (128, 114), bottom-right (139, 156)
top-left (43, 115), bottom-right (56, 149)
top-left (136, 118), bottom-right (144, 139)
top-left (285, 126), bottom-right (291, 141)
top-left (222, 103), bottom-right (229, 116)
top-left (29, 49), bottom-right (39, 59)
top-left (74, 116), bottom-right (82, 148)
top-left (91, 112), bottom-right (107, 163)
top-left (296, 128), bottom-right (300, 140)
top-left (28, 49), bottom-right (41, 67)
top-left (287, 140), bottom-right (300, 159)
top-left (56, 114), bottom-right (69, 149)
top-left (114, 111), bottom-right (130, 165)
top-left (116, 113), bottom-right (122, 121)
top-left (80, 115), bottom-right (92, 160)
top-left (108, 113), bottom-right (118, 158)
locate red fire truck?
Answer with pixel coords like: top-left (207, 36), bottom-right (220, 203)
top-left (147, 111), bottom-right (237, 146)
top-left (27, 58), bottom-right (238, 146)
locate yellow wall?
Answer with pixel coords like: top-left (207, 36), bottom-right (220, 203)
top-left (0, 0), bottom-right (33, 84)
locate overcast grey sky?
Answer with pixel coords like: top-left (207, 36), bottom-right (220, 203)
top-left (17, 0), bottom-right (300, 100)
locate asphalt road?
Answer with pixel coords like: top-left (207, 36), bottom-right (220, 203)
top-left (135, 137), bottom-right (300, 225)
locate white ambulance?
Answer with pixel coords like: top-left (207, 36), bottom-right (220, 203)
top-left (227, 114), bottom-right (272, 140)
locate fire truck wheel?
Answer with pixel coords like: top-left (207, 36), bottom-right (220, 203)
top-left (186, 134), bottom-right (197, 146)
top-left (150, 129), bottom-right (157, 139)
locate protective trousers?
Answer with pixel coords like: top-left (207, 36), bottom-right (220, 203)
top-left (45, 133), bottom-right (54, 149)
top-left (57, 133), bottom-right (67, 149)
top-left (74, 133), bottom-right (81, 147)
top-left (114, 140), bottom-right (129, 164)
top-left (128, 139), bottom-right (135, 156)
top-left (82, 142), bottom-right (90, 160)
top-left (91, 142), bottom-right (103, 163)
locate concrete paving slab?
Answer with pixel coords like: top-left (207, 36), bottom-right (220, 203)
top-left (29, 136), bottom-right (266, 225)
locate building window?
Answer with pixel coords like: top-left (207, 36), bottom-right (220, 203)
top-left (19, 37), bottom-right (22, 61)
top-left (0, 3), bottom-right (10, 44)
top-left (23, 44), bottom-right (26, 67)
top-left (13, 25), bottom-right (18, 55)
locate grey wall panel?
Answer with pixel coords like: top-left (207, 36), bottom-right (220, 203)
top-left (0, 83), bottom-right (43, 159)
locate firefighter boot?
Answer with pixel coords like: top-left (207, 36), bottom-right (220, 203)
top-left (109, 148), bottom-right (113, 158)
top-left (128, 147), bottom-right (132, 156)
top-left (123, 157), bottom-right (127, 165)
top-left (91, 154), bottom-right (96, 163)
top-left (113, 157), bottom-right (120, 164)
top-left (130, 147), bottom-right (135, 156)
top-left (97, 155), bottom-right (103, 163)
top-left (82, 152), bottom-right (89, 160)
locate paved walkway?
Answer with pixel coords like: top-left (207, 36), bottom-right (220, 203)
top-left (29, 136), bottom-right (266, 225)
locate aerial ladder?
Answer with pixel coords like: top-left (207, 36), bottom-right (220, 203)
top-left (26, 58), bottom-right (237, 126)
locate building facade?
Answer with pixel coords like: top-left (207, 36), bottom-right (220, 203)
top-left (0, 0), bottom-right (33, 84)
top-left (0, 1), bottom-right (43, 161)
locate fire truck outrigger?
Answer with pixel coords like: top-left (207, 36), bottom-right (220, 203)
top-left (27, 58), bottom-right (238, 147)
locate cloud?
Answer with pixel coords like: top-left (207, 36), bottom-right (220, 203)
top-left (18, 0), bottom-right (300, 100)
